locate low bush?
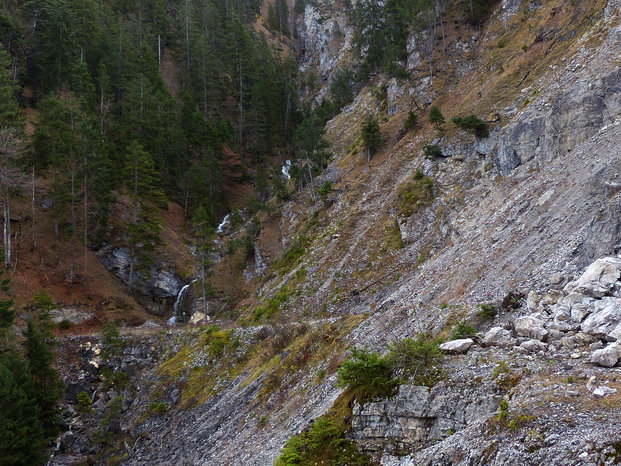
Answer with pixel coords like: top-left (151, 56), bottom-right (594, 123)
top-left (276, 417), bottom-right (370, 466)
top-left (76, 391), bottom-right (93, 414)
top-left (388, 334), bottom-right (444, 386)
top-left (404, 111), bottom-right (418, 130)
top-left (148, 402), bottom-right (169, 416)
top-left (451, 320), bottom-right (478, 340)
top-left (337, 348), bottom-right (397, 399)
top-left (253, 286), bottom-right (290, 321)
top-left (317, 180), bottom-right (333, 202)
top-left (478, 303), bottom-right (497, 319)
top-left (397, 171), bottom-right (435, 217)
top-left (452, 114), bottom-right (489, 138)
top-left (422, 144), bottom-right (443, 158)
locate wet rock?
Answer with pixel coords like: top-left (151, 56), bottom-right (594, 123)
top-left (439, 338), bottom-right (474, 354)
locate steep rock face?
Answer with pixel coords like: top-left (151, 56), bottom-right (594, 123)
top-left (352, 381), bottom-right (499, 456)
top-left (295, 1), bottom-right (355, 100)
top-left (98, 245), bottom-right (184, 316)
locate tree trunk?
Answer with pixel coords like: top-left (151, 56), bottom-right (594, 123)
top-left (3, 201), bottom-right (10, 268)
top-left (31, 165), bottom-right (36, 251)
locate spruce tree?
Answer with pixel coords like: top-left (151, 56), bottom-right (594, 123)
top-left (125, 141), bottom-right (165, 287)
top-left (429, 106), bottom-right (445, 130)
top-left (361, 115), bottom-right (382, 162)
top-left (0, 349), bottom-right (47, 466)
top-left (0, 253), bottom-right (14, 328)
top-left (24, 317), bottom-right (63, 437)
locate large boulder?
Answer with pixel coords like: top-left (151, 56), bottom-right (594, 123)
top-left (590, 342), bottom-right (620, 367)
top-left (514, 316), bottom-right (548, 341)
top-left (439, 339), bottom-right (474, 354)
top-left (565, 257), bottom-right (621, 298)
top-left (580, 297), bottom-right (621, 341)
top-left (482, 327), bottom-right (515, 347)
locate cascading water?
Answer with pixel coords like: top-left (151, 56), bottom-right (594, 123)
top-left (281, 160), bottom-right (292, 180)
top-left (168, 283), bottom-right (191, 325)
top-left (46, 423), bottom-right (72, 466)
top-left (216, 213), bottom-right (231, 235)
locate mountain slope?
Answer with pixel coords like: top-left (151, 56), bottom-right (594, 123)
top-left (47, 0), bottom-right (621, 464)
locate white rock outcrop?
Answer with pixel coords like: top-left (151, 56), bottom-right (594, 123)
top-left (439, 338), bottom-right (474, 354)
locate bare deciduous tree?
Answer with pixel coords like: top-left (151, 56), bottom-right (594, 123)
top-left (0, 127), bottom-right (26, 268)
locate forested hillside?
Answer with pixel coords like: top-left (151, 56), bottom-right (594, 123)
top-left (0, 0), bottom-right (310, 274)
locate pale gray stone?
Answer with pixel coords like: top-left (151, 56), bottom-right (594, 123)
top-left (439, 338), bottom-right (474, 354)
top-left (592, 386), bottom-right (618, 397)
top-left (581, 297), bottom-right (621, 340)
top-left (565, 257), bottom-right (621, 298)
top-left (590, 342), bottom-right (620, 367)
top-left (514, 316), bottom-right (545, 337)
top-left (483, 327), bottom-right (515, 347)
top-left (519, 339), bottom-right (548, 352)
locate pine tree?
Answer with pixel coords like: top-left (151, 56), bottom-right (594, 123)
top-left (429, 106), bottom-right (445, 130)
top-left (0, 349), bottom-right (47, 466)
top-left (24, 317), bottom-right (63, 438)
top-left (361, 115), bottom-right (382, 162)
top-left (0, 251), bottom-right (13, 328)
top-left (0, 46), bottom-right (20, 128)
top-left (124, 141), bottom-right (165, 287)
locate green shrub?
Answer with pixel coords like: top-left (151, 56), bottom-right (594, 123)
top-left (253, 286), bottom-right (290, 321)
top-left (497, 398), bottom-right (509, 421)
top-left (397, 171), bottom-right (434, 217)
top-left (275, 417), bottom-right (370, 466)
top-left (76, 391), bottom-right (93, 414)
top-left (452, 114), bottom-right (489, 138)
top-left (422, 144), bottom-right (443, 158)
top-left (478, 303), bottom-right (497, 319)
top-left (337, 348), bottom-right (397, 399)
top-left (100, 367), bottom-right (130, 390)
top-left (451, 320), bottom-right (478, 340)
top-left (404, 111), bottom-right (418, 131)
top-left (200, 325), bottom-right (232, 357)
top-left (388, 334), bottom-right (444, 386)
top-left (275, 236), bottom-right (310, 275)
top-left (33, 289), bottom-right (54, 311)
top-left (148, 402), bottom-right (168, 416)
top-left (101, 322), bottom-right (123, 356)
top-left (58, 319), bottom-right (72, 330)
top-left (317, 180), bottom-right (333, 202)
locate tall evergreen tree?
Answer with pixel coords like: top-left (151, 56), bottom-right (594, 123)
top-left (124, 140), bottom-right (165, 287)
top-left (361, 115), bottom-right (382, 162)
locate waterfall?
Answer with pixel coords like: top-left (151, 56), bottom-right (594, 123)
top-left (169, 283), bottom-right (191, 324)
top-left (281, 160), bottom-right (292, 180)
top-left (216, 213), bottom-right (231, 235)
top-left (254, 244), bottom-right (267, 275)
